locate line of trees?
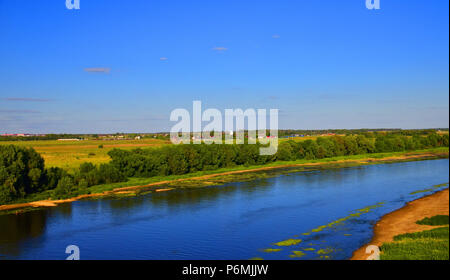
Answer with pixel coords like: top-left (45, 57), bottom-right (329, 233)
top-left (0, 146), bottom-right (125, 204)
top-left (277, 133), bottom-right (449, 161)
top-left (0, 134), bottom-right (83, 141)
top-left (108, 134), bottom-right (449, 177)
top-left (2, 129), bottom-right (446, 142)
top-left (278, 129), bottom-right (449, 137)
top-left (1, 133), bottom-right (448, 204)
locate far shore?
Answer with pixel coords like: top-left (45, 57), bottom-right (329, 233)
top-left (351, 188), bottom-right (449, 260)
top-left (0, 149), bottom-right (448, 214)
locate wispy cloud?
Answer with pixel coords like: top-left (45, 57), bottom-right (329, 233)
top-left (90, 116), bottom-right (167, 122)
top-left (84, 67), bottom-right (111, 73)
top-left (272, 34), bottom-right (280, 39)
top-left (1, 97), bottom-right (52, 102)
top-left (159, 57), bottom-right (168, 61)
top-left (0, 109), bottom-right (41, 114)
top-left (212, 47), bottom-right (228, 51)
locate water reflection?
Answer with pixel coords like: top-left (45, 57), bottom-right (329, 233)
top-left (0, 210), bottom-right (47, 258)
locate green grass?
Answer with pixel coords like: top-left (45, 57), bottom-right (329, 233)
top-left (380, 216), bottom-right (449, 260)
top-left (417, 215), bottom-right (449, 226)
top-left (0, 139), bottom-right (169, 172)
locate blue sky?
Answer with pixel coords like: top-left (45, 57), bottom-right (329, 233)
top-left (0, 0), bottom-right (448, 133)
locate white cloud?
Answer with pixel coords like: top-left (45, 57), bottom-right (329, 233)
top-left (212, 47), bottom-right (228, 51)
top-left (84, 67), bottom-right (111, 73)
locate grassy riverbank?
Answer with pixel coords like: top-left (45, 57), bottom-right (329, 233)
top-left (0, 147), bottom-right (448, 215)
top-left (380, 215), bottom-right (449, 260)
top-left (351, 187), bottom-right (449, 260)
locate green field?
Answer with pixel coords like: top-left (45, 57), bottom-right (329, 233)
top-left (0, 139), bottom-right (170, 172)
top-left (380, 215), bottom-right (449, 260)
top-left (0, 135), bottom-right (345, 172)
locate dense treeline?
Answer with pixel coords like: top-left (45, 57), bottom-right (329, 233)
top-left (108, 144), bottom-right (276, 178)
top-left (0, 146), bottom-right (125, 203)
top-left (277, 133), bottom-right (448, 160)
top-left (108, 133), bottom-right (449, 177)
top-left (1, 133), bottom-right (448, 204)
top-left (278, 129), bottom-right (449, 137)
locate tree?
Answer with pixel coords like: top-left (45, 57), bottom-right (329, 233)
top-left (277, 142), bottom-right (294, 161)
top-left (0, 145), bottom-right (46, 203)
top-left (52, 176), bottom-right (76, 199)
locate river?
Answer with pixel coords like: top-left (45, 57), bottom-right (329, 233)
top-left (0, 159), bottom-right (448, 260)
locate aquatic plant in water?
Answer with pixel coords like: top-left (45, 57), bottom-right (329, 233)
top-left (317, 248), bottom-right (333, 255)
top-left (308, 202), bottom-right (385, 234)
top-left (262, 248), bottom-right (282, 253)
top-left (410, 182), bottom-right (449, 195)
top-left (273, 239), bottom-right (302, 246)
top-left (289, 251), bottom-right (306, 258)
top-left (258, 201), bottom-right (387, 259)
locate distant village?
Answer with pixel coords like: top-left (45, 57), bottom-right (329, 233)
top-left (1, 129), bottom-right (447, 142)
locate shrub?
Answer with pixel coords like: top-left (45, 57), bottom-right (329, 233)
top-left (52, 176), bottom-right (76, 199)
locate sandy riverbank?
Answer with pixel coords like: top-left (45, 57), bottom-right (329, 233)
top-left (351, 188), bottom-right (449, 260)
top-left (0, 151), bottom-right (448, 214)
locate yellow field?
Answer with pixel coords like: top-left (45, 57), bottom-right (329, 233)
top-left (279, 136), bottom-right (319, 142)
top-left (0, 139), bottom-right (170, 172)
top-left (278, 135), bottom-right (343, 142)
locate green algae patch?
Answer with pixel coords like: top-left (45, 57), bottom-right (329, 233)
top-left (344, 233), bottom-right (352, 236)
top-left (289, 251), bottom-right (306, 258)
top-left (308, 202), bottom-right (385, 234)
top-left (311, 225), bottom-right (327, 233)
top-left (357, 202), bottom-right (384, 213)
top-left (317, 248), bottom-right (334, 255)
top-left (301, 232), bottom-right (311, 236)
top-left (303, 248), bottom-right (315, 251)
top-left (274, 239), bottom-right (302, 247)
top-left (410, 182), bottom-right (448, 195)
top-left (410, 188), bottom-right (435, 195)
top-left (262, 248), bottom-right (282, 253)
top-left (249, 257), bottom-right (264, 260)
top-left (349, 213), bottom-right (362, 218)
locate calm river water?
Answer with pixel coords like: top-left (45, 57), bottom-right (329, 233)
top-left (0, 159), bottom-right (448, 260)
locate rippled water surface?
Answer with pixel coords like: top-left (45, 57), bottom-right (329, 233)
top-left (0, 159), bottom-right (448, 260)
